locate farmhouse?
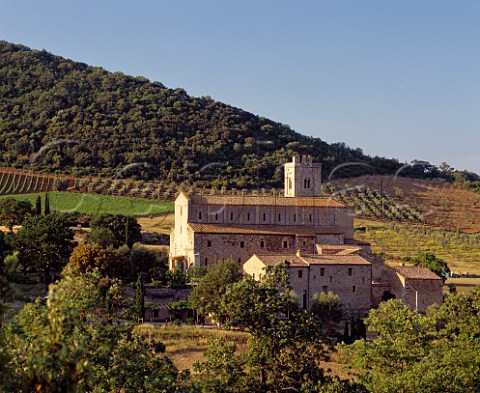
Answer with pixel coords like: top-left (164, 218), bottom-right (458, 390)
top-left (169, 155), bottom-right (443, 312)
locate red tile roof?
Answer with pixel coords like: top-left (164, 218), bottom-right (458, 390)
top-left (251, 252), bottom-right (371, 267)
top-left (187, 194), bottom-right (347, 208)
top-left (187, 223), bottom-right (344, 236)
top-left (392, 266), bottom-right (442, 280)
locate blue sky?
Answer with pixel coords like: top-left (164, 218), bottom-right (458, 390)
top-left (1, 0), bottom-right (479, 174)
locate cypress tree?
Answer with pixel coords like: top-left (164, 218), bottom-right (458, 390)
top-left (44, 193), bottom-right (50, 215)
top-left (35, 195), bottom-right (41, 216)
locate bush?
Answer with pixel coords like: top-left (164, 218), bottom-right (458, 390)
top-left (186, 317), bottom-right (195, 326)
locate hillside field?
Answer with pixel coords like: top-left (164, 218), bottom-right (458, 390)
top-left (0, 192), bottom-right (174, 217)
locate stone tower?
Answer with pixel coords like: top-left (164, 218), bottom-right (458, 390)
top-left (284, 155), bottom-right (322, 197)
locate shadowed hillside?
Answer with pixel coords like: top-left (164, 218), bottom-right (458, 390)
top-left (0, 41), bottom-right (451, 186)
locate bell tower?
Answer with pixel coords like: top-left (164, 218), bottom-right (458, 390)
top-left (284, 155), bottom-right (322, 197)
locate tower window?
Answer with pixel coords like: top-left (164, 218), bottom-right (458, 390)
top-left (205, 258), bottom-right (208, 265)
top-left (215, 213), bottom-right (218, 220)
top-left (247, 213), bottom-right (251, 221)
top-left (207, 240), bottom-right (212, 247)
top-left (198, 211), bottom-right (202, 220)
top-left (231, 212), bottom-right (234, 220)
top-left (293, 213), bottom-right (296, 222)
top-left (352, 286), bottom-right (356, 293)
top-left (309, 214), bottom-right (312, 222)
top-left (323, 286), bottom-right (328, 292)
top-left (298, 270), bottom-right (303, 278)
top-left (240, 241), bottom-right (245, 248)
top-left (283, 240), bottom-right (288, 248)
top-left (348, 268), bottom-right (353, 276)
top-left (260, 240), bottom-right (265, 248)
top-left (320, 268), bottom-right (325, 276)
top-left (263, 213), bottom-right (266, 221)
top-left (304, 178), bottom-right (311, 189)
top-left (278, 213), bottom-right (281, 221)
top-left (329, 276), bottom-right (333, 283)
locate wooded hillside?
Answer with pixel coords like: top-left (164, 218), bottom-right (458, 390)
top-left (0, 41), bottom-right (446, 186)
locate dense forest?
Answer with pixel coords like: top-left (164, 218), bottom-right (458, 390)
top-left (0, 41), bottom-right (456, 187)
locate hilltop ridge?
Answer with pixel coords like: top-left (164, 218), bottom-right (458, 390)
top-left (0, 40), bottom-right (454, 186)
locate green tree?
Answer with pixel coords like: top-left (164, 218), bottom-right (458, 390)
top-left (195, 263), bottom-right (350, 392)
top-left (89, 214), bottom-right (141, 248)
top-left (68, 243), bottom-right (111, 274)
top-left (16, 214), bottom-right (75, 291)
top-left (189, 259), bottom-right (243, 323)
top-left (311, 291), bottom-right (343, 337)
top-left (413, 251), bottom-right (450, 280)
top-left (344, 293), bottom-right (480, 393)
top-left (135, 273), bottom-right (145, 323)
top-left (0, 197), bottom-right (32, 231)
top-left (3, 267), bottom-right (197, 392)
top-left (44, 192), bottom-right (50, 215)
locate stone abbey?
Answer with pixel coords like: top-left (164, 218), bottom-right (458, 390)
top-left (170, 156), bottom-right (443, 313)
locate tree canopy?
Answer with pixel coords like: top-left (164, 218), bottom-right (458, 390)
top-left (0, 40), bottom-right (456, 186)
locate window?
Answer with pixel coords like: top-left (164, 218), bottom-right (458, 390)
top-left (260, 240), bottom-right (265, 248)
top-left (348, 268), bottom-right (353, 276)
top-left (362, 277), bottom-right (365, 284)
top-left (293, 213), bottom-right (296, 222)
top-left (240, 241), bottom-right (245, 248)
top-left (322, 286), bottom-right (328, 292)
top-left (153, 309), bottom-right (159, 318)
top-left (298, 270), bottom-right (303, 278)
top-left (198, 211), bottom-right (202, 220)
top-left (320, 267), bottom-right (325, 276)
top-left (303, 240), bottom-right (306, 245)
top-left (247, 213), bottom-right (251, 221)
top-left (309, 214), bottom-right (312, 222)
top-left (304, 178), bottom-right (311, 188)
top-left (207, 240), bottom-right (211, 247)
top-left (352, 286), bottom-right (356, 293)
top-left (215, 213), bottom-right (218, 220)
top-left (205, 258), bottom-right (208, 265)
top-left (263, 213), bottom-right (266, 222)
top-left (283, 240), bottom-right (288, 248)
top-left (278, 213), bottom-right (281, 221)
top-left (329, 276), bottom-right (333, 283)
top-left (231, 212), bottom-right (234, 220)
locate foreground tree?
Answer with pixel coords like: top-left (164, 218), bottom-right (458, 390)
top-left (344, 292), bottom-right (480, 393)
top-left (189, 259), bottom-right (243, 323)
top-left (16, 214), bottom-right (75, 291)
top-left (195, 263), bottom-right (359, 392)
top-left (89, 214), bottom-right (142, 248)
top-left (3, 266), bottom-right (198, 392)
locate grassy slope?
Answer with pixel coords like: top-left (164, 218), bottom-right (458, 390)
top-left (1, 192), bottom-right (174, 217)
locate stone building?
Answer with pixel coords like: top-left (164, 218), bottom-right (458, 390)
top-left (169, 155), bottom-right (443, 313)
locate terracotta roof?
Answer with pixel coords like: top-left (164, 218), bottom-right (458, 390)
top-left (251, 252), bottom-right (371, 267)
top-left (392, 266), bottom-right (442, 280)
top-left (188, 223), bottom-right (344, 236)
top-left (187, 194), bottom-right (347, 208)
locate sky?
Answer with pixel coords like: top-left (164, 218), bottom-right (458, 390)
top-left (1, 0), bottom-right (479, 174)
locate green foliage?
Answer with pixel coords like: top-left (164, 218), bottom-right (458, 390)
top-left (344, 294), bottom-right (480, 392)
top-left (195, 262), bottom-right (357, 392)
top-left (89, 214), bottom-right (141, 248)
top-left (413, 251), bottom-right (450, 280)
top-left (2, 268), bottom-right (197, 392)
top-left (16, 214), bottom-right (75, 291)
top-left (189, 260), bottom-right (243, 322)
top-left (311, 291), bottom-right (343, 336)
top-left (0, 197), bottom-right (32, 230)
top-left (0, 40), bottom-right (448, 186)
top-left (163, 268), bottom-right (188, 289)
top-left (0, 253), bottom-right (18, 321)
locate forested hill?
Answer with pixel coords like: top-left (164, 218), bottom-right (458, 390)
top-left (0, 40), bottom-right (447, 187)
